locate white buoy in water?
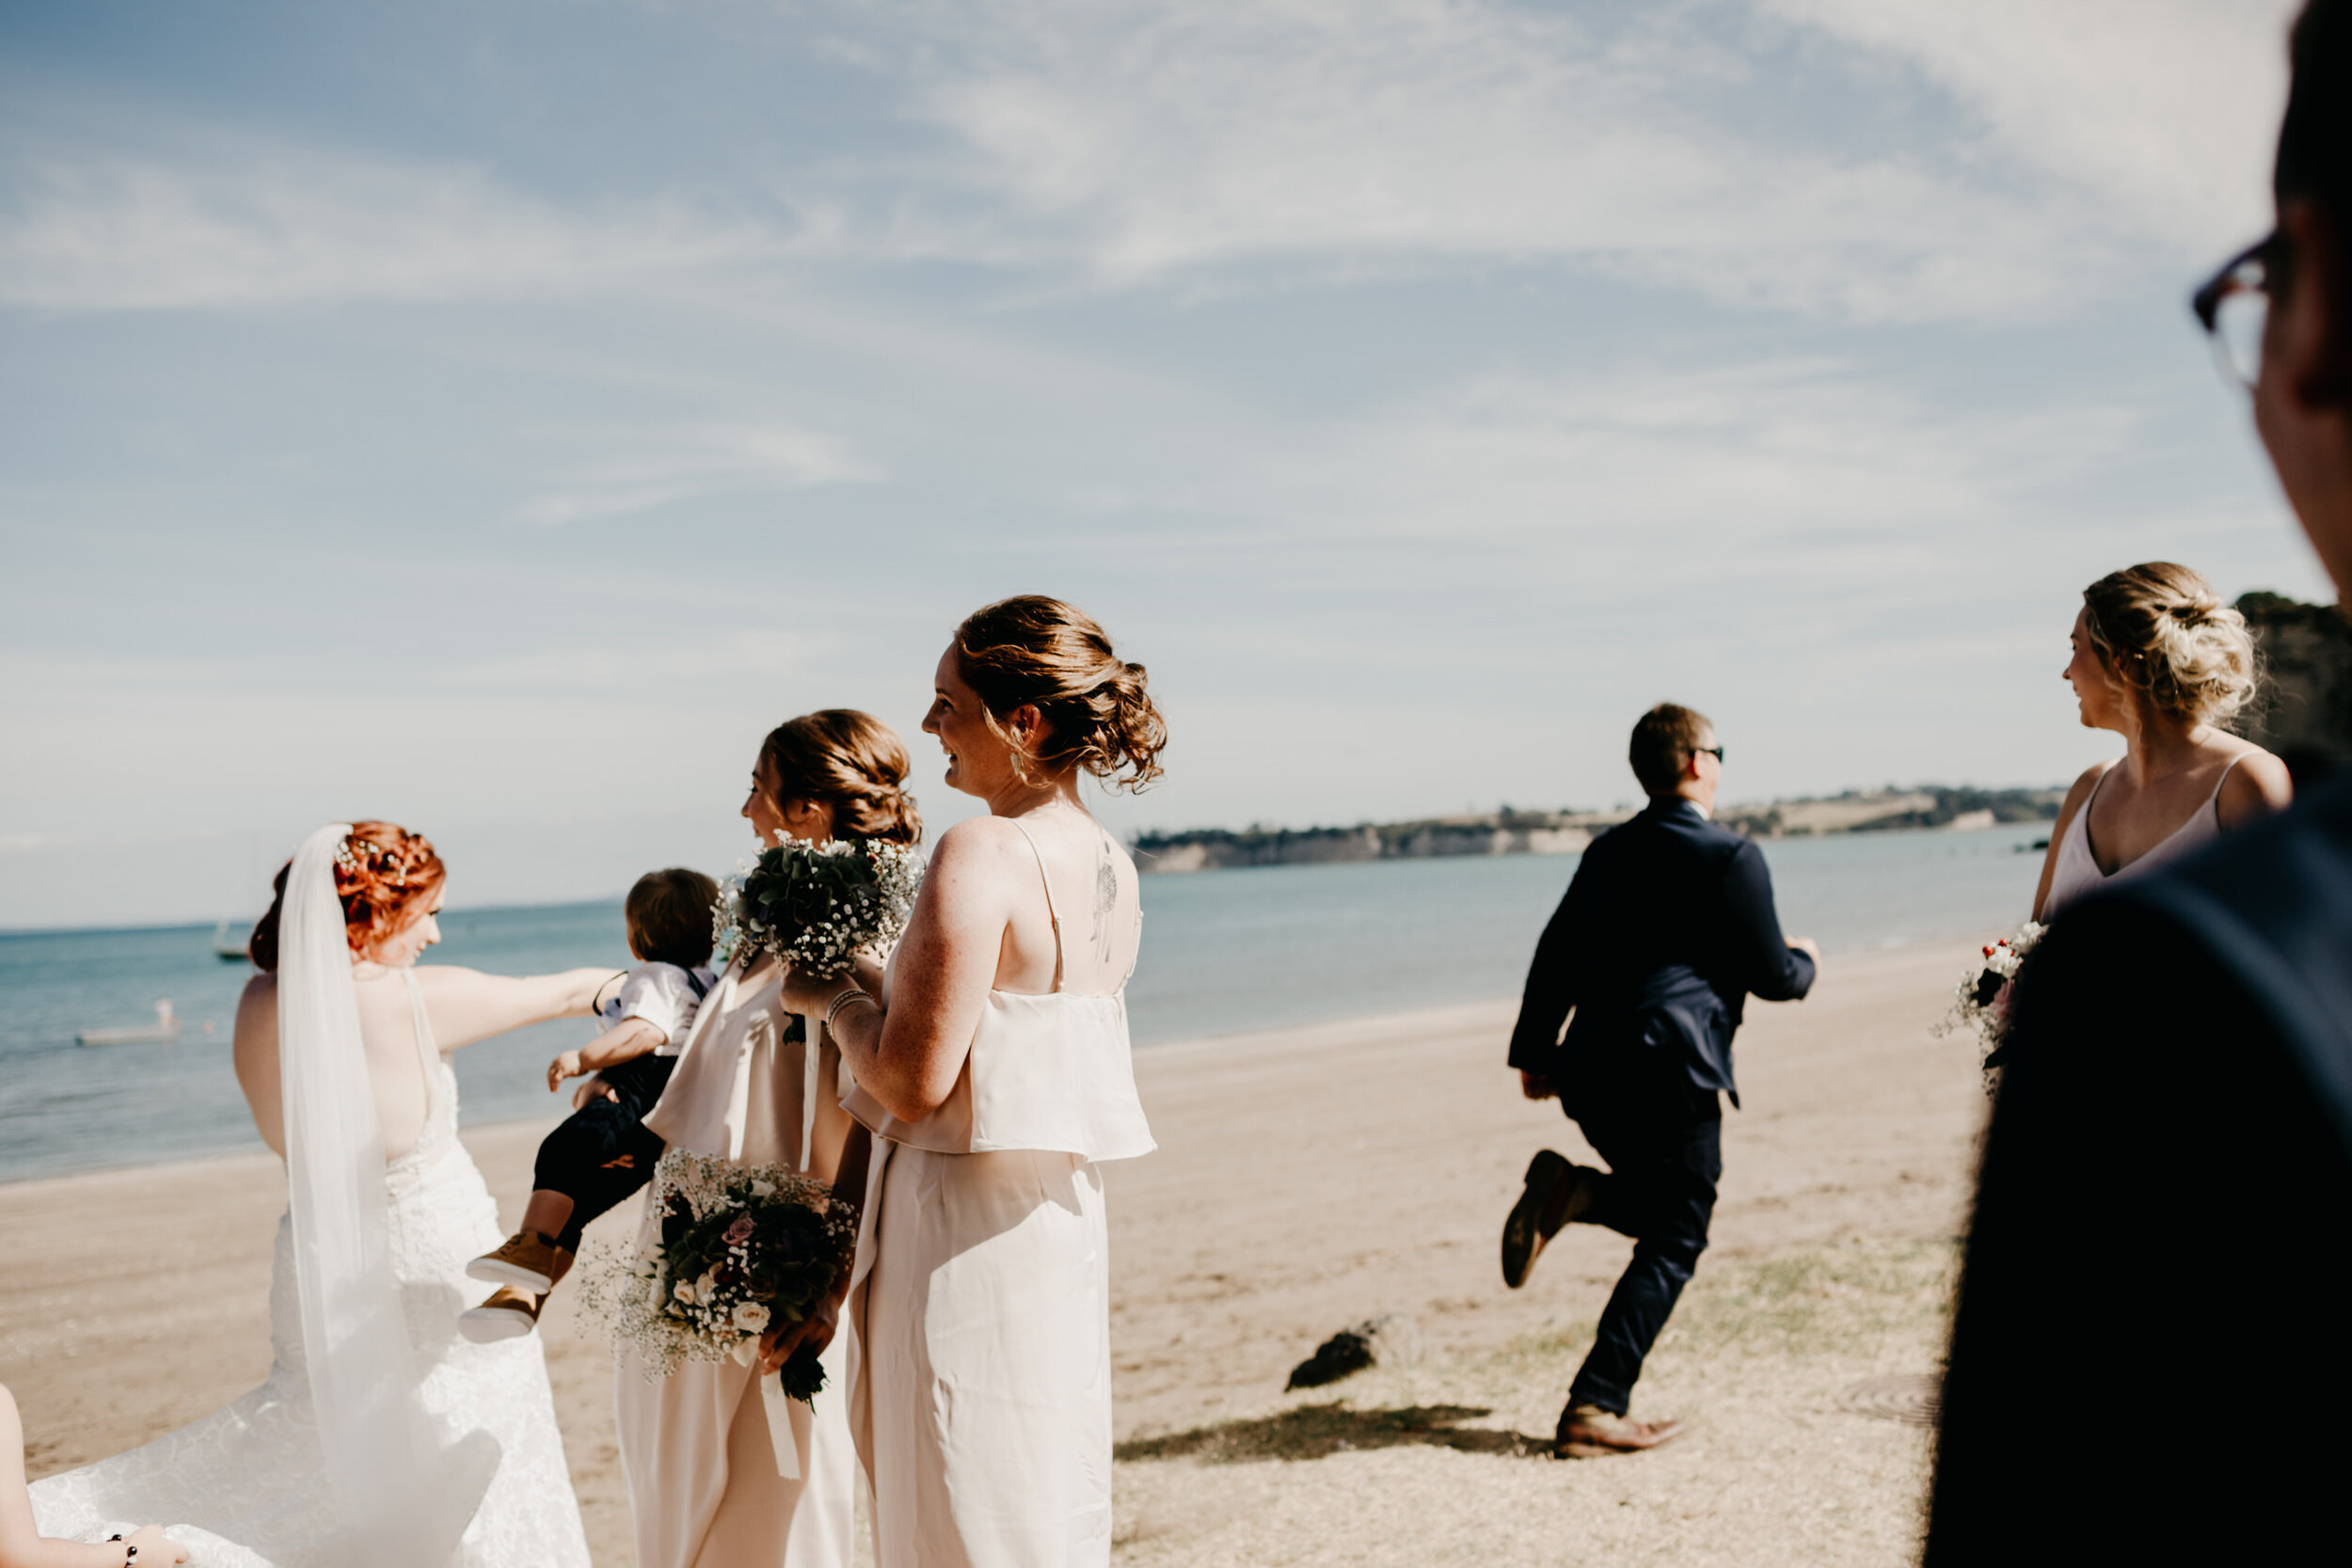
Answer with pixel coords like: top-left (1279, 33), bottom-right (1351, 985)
top-left (78, 1000), bottom-right (181, 1047)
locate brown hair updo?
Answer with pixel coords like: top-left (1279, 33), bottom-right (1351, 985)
top-left (954, 595), bottom-right (1167, 791)
top-left (248, 820), bottom-right (448, 972)
top-left (758, 710), bottom-right (923, 844)
top-left (2081, 562), bottom-right (2262, 729)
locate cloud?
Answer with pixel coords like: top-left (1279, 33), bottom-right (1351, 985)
top-left (841, 0), bottom-right (2279, 318)
top-left (0, 141), bottom-right (777, 311)
top-left (1763, 0), bottom-right (2295, 252)
top-left (518, 422), bottom-right (882, 525)
top-left (1197, 357), bottom-right (2139, 587)
top-left (0, 1), bottom-right (2296, 322)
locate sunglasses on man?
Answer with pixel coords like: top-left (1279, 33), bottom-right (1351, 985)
top-left (2192, 230), bottom-right (2282, 390)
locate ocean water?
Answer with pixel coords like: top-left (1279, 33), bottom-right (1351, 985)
top-left (0, 823), bottom-right (2045, 1182)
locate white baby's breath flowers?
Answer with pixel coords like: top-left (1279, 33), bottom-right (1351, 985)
top-left (578, 1148), bottom-right (857, 1387)
top-left (1934, 920), bottom-right (2048, 1091)
top-left (712, 838), bottom-right (926, 974)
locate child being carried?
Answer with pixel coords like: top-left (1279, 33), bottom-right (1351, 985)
top-left (460, 868), bottom-right (719, 1341)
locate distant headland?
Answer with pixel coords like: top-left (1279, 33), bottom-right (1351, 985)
top-left (1132, 786), bottom-right (2067, 874)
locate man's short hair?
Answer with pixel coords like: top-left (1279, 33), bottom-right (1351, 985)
top-left (2280, 1), bottom-right (2350, 371)
top-left (626, 867), bottom-right (720, 970)
top-left (2279, 1), bottom-right (2348, 221)
top-left (1629, 704), bottom-right (1714, 798)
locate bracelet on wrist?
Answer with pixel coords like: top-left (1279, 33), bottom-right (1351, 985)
top-left (823, 987), bottom-right (877, 1032)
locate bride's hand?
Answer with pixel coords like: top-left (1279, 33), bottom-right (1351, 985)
top-left (125, 1526), bottom-right (189, 1564)
top-left (757, 1292), bottom-right (841, 1371)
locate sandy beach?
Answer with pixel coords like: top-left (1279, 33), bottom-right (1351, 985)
top-left (4, 937), bottom-right (1987, 1566)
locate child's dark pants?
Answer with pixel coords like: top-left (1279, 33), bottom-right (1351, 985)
top-left (532, 1053), bottom-right (675, 1254)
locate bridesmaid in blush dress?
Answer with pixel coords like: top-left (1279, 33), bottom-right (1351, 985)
top-left (616, 712), bottom-right (919, 1568)
top-left (776, 596), bottom-right (1165, 1568)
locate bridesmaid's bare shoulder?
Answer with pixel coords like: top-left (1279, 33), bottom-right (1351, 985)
top-left (2217, 743), bottom-right (2294, 828)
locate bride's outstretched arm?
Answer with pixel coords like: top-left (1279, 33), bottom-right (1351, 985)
top-left (409, 965), bottom-right (618, 1053)
top-left (0, 1386), bottom-right (186, 1567)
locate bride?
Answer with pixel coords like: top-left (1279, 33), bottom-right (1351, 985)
top-left (31, 822), bottom-right (607, 1568)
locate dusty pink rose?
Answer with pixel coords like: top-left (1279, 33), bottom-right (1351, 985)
top-left (724, 1212), bottom-right (757, 1246)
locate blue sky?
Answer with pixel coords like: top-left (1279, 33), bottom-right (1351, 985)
top-left (0, 0), bottom-right (2329, 927)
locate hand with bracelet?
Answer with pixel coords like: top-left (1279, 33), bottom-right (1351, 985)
top-left (779, 954), bottom-right (889, 1051)
top-left (2, 1386), bottom-right (188, 1566)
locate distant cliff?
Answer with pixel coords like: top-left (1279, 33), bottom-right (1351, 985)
top-left (1135, 788), bottom-right (2065, 873)
top-left (2238, 591), bottom-right (2352, 782)
top-left (1135, 809), bottom-right (1621, 873)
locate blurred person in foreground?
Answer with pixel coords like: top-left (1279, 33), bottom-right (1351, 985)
top-left (1500, 705), bottom-right (1817, 1457)
top-left (1928, 3), bottom-right (2352, 1559)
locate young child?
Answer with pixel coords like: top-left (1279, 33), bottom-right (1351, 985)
top-left (459, 867), bottom-right (719, 1341)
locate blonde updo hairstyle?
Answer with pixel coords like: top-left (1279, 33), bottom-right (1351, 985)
top-left (758, 709), bottom-right (923, 845)
top-left (955, 595), bottom-right (1167, 792)
top-left (2080, 562), bottom-right (2261, 730)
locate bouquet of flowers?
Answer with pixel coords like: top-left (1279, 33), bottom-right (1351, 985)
top-left (714, 838), bottom-right (925, 975)
top-left (586, 1148), bottom-right (859, 1405)
top-left (1935, 920), bottom-right (2046, 1083)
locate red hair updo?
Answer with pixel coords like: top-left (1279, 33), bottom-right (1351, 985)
top-left (247, 821), bottom-right (448, 972)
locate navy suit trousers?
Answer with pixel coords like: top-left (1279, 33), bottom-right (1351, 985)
top-left (1562, 1052), bottom-right (1723, 1416)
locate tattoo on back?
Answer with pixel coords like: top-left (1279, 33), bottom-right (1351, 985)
top-left (1092, 840), bottom-right (1119, 965)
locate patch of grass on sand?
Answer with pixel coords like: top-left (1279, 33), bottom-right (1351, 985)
top-left (1123, 1236), bottom-right (1958, 1465)
top-left (1108, 1238), bottom-right (1955, 1568)
top-left (1658, 1236), bottom-right (1957, 1359)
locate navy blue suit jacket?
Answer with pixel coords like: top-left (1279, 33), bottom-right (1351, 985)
top-left (1506, 799), bottom-right (1815, 1108)
top-left (1929, 771), bottom-right (2352, 1560)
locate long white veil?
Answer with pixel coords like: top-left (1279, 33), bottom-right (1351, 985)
top-left (278, 824), bottom-right (488, 1568)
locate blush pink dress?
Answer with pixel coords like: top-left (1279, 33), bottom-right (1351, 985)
top-left (616, 955), bottom-right (863, 1568)
top-left (2042, 756), bottom-right (2241, 919)
top-left (842, 821), bottom-right (1153, 1568)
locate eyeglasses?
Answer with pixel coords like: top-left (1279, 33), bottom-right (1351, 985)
top-left (1692, 745), bottom-right (1724, 764)
top-left (2191, 231), bottom-right (2278, 390)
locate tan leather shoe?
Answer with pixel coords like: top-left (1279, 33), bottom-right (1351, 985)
top-left (1501, 1150), bottom-right (1596, 1289)
top-left (1553, 1403), bottom-right (1686, 1458)
top-left (466, 1229), bottom-right (561, 1292)
top-left (458, 1286), bottom-right (543, 1343)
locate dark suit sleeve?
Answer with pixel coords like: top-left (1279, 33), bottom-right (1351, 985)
top-left (1720, 839), bottom-right (1814, 1002)
top-left (1507, 862), bottom-right (1592, 1072)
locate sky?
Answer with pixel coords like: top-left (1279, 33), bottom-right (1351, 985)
top-left (0, 0), bottom-right (2332, 929)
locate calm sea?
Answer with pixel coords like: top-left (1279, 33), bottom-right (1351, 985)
top-left (0, 824), bottom-right (2044, 1182)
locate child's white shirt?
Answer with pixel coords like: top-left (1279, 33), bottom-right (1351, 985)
top-left (600, 961), bottom-right (717, 1056)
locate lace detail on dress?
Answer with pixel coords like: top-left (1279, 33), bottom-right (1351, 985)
top-left (29, 974), bottom-right (591, 1568)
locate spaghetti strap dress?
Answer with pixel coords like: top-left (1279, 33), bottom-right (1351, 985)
top-left (2043, 755), bottom-right (2244, 919)
top-left (841, 821), bottom-right (1154, 1568)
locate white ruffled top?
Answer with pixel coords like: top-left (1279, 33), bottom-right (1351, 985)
top-left (844, 818), bottom-right (1155, 1164)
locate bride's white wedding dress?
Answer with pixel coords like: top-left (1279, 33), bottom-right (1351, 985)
top-left (30, 969), bottom-right (592, 1568)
